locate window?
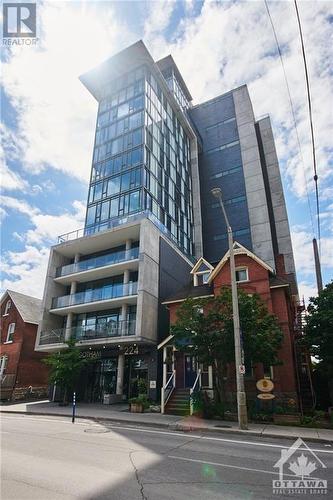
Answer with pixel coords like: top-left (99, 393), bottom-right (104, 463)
top-left (264, 364), bottom-right (274, 380)
top-left (0, 355), bottom-right (8, 380)
top-left (4, 300), bottom-right (11, 316)
top-left (235, 268), bottom-right (248, 282)
top-left (6, 323), bottom-right (15, 342)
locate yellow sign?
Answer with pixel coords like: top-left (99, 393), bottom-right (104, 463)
top-left (256, 378), bottom-right (274, 392)
top-left (257, 393), bottom-right (275, 400)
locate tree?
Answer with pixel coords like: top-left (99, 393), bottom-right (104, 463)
top-left (171, 287), bottom-right (283, 404)
top-left (303, 281), bottom-right (333, 405)
top-left (43, 339), bottom-right (89, 404)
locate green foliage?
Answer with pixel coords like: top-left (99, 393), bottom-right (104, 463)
top-left (303, 282), bottom-right (333, 380)
top-left (137, 378), bottom-right (148, 395)
top-left (43, 339), bottom-right (89, 402)
top-left (171, 287), bottom-right (283, 402)
top-left (129, 394), bottom-right (149, 409)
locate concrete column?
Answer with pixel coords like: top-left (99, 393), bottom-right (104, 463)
top-left (65, 312), bottom-right (73, 341)
top-left (121, 304), bottom-right (128, 336)
top-left (125, 239), bottom-right (132, 259)
top-left (123, 269), bottom-right (130, 296)
top-left (116, 354), bottom-right (125, 396)
top-left (74, 253), bottom-right (80, 264)
top-left (70, 281), bottom-right (77, 295)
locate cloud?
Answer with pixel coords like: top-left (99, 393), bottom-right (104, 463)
top-left (0, 196), bottom-right (86, 296)
top-left (1, 245), bottom-right (50, 298)
top-left (291, 227), bottom-right (333, 277)
top-left (1, 2), bottom-right (134, 182)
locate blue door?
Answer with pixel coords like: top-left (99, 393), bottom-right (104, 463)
top-left (185, 355), bottom-right (197, 387)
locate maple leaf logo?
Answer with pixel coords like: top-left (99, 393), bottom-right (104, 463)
top-left (289, 453), bottom-right (317, 479)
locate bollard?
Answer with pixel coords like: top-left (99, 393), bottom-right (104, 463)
top-left (72, 391), bottom-right (76, 423)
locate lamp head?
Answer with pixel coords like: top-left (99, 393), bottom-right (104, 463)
top-left (211, 187), bottom-right (222, 200)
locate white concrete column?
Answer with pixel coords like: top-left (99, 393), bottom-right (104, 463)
top-left (123, 269), bottom-right (130, 296)
top-left (65, 312), bottom-right (73, 341)
top-left (116, 354), bottom-right (125, 395)
top-left (121, 304), bottom-right (128, 336)
top-left (74, 253), bottom-right (80, 264)
top-left (70, 281), bottom-right (77, 295)
top-left (125, 239), bottom-right (132, 259)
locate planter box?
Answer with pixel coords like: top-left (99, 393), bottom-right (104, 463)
top-left (129, 403), bottom-right (144, 413)
top-left (103, 394), bottom-right (122, 405)
top-left (273, 413), bottom-right (300, 425)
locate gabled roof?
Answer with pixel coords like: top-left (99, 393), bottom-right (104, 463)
top-left (190, 257), bottom-right (214, 275)
top-left (1, 290), bottom-right (42, 325)
top-left (208, 241), bottom-right (274, 283)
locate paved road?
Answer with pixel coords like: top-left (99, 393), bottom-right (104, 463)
top-left (1, 414), bottom-right (332, 500)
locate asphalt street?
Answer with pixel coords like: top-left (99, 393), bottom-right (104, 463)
top-left (1, 414), bottom-right (332, 500)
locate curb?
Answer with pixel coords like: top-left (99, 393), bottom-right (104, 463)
top-left (2, 410), bottom-right (332, 444)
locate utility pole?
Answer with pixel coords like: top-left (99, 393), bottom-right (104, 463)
top-left (312, 238), bottom-right (323, 293)
top-left (211, 187), bottom-right (248, 430)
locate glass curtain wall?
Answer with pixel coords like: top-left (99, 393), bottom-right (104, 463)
top-left (85, 65), bottom-right (195, 256)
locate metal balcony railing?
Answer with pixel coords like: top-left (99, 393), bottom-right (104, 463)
top-left (39, 320), bottom-right (136, 345)
top-left (55, 247), bottom-right (139, 278)
top-left (39, 328), bottom-right (66, 345)
top-left (51, 282), bottom-right (138, 309)
top-left (57, 211), bottom-right (196, 263)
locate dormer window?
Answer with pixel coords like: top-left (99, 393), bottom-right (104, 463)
top-left (191, 258), bottom-right (214, 287)
top-left (235, 267), bottom-right (249, 283)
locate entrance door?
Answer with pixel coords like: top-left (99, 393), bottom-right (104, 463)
top-left (185, 355), bottom-right (197, 387)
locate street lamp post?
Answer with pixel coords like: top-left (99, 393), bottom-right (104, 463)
top-left (211, 187), bottom-right (248, 430)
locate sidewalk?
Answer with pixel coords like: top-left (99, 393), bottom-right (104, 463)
top-left (1, 400), bottom-right (332, 443)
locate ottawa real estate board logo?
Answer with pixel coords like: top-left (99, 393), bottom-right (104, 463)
top-left (3, 3), bottom-right (37, 45)
top-left (272, 438), bottom-right (327, 495)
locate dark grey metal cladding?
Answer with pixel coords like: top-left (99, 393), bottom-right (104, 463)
top-left (189, 93), bottom-right (252, 263)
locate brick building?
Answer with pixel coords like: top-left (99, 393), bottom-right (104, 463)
top-left (0, 290), bottom-right (49, 401)
top-left (159, 243), bottom-right (313, 415)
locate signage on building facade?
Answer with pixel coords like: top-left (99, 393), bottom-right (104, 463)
top-left (256, 378), bottom-right (274, 393)
top-left (79, 350), bottom-right (101, 360)
top-left (123, 345), bottom-right (139, 356)
top-left (149, 380), bottom-right (156, 389)
top-left (257, 393), bottom-right (275, 400)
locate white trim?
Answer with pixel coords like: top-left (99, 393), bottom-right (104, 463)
top-left (162, 294), bottom-right (214, 306)
top-left (208, 241), bottom-right (274, 283)
top-left (157, 334), bottom-right (174, 350)
top-left (270, 284), bottom-right (289, 289)
top-left (190, 257), bottom-right (214, 275)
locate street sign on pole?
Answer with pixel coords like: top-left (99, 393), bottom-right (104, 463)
top-left (239, 365), bottom-right (245, 375)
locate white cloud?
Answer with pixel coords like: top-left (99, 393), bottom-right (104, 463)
top-left (291, 227), bottom-right (333, 278)
top-left (1, 245), bottom-right (50, 298)
top-left (1, 2), bottom-right (134, 182)
top-left (0, 196), bottom-right (86, 296)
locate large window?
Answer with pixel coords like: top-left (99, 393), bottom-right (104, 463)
top-left (6, 323), bottom-right (15, 342)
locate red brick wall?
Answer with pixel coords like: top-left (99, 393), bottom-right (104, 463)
top-left (0, 296), bottom-right (49, 399)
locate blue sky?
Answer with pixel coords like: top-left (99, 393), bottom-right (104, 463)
top-left (1, 0), bottom-right (332, 301)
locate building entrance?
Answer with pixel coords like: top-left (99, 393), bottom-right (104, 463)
top-left (81, 358), bottom-right (117, 403)
top-left (124, 356), bottom-right (148, 398)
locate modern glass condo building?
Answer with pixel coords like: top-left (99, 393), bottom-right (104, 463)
top-left (84, 61), bottom-right (196, 257)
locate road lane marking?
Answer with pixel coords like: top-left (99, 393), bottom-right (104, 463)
top-left (2, 415), bottom-right (333, 455)
top-left (168, 455), bottom-right (323, 480)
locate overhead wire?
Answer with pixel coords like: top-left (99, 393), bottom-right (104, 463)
top-left (294, 0), bottom-right (321, 254)
top-left (263, 0), bottom-right (316, 238)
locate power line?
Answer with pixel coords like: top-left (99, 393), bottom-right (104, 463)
top-left (294, 0), bottom-right (321, 253)
top-left (264, 0), bottom-right (315, 237)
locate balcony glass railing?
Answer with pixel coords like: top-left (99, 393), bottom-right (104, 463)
top-left (39, 320), bottom-right (136, 345)
top-left (56, 247), bottom-right (139, 278)
top-left (51, 282), bottom-right (138, 309)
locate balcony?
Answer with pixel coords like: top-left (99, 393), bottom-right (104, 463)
top-left (55, 247), bottom-right (139, 284)
top-left (39, 320), bottom-right (136, 346)
top-left (50, 282), bottom-right (138, 315)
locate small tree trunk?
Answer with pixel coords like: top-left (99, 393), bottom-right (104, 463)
top-left (214, 359), bottom-right (226, 408)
